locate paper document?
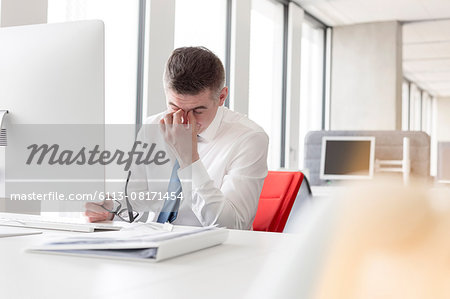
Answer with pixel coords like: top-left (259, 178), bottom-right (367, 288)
top-left (28, 224), bottom-right (228, 262)
top-left (54, 248), bottom-right (159, 259)
top-left (45, 224), bottom-right (217, 246)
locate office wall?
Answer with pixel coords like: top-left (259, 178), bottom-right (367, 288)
top-left (0, 0), bottom-right (47, 27)
top-left (330, 21), bottom-right (402, 130)
top-left (436, 98), bottom-right (450, 141)
top-left (430, 97), bottom-right (450, 176)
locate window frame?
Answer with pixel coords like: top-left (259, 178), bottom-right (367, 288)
top-left (284, 8), bottom-right (331, 169)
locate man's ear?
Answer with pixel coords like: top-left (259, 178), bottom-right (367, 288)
top-left (218, 87), bottom-right (228, 106)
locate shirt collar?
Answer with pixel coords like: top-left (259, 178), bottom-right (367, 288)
top-left (198, 106), bottom-right (224, 142)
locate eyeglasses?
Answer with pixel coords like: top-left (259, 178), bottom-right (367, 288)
top-left (100, 171), bottom-right (139, 223)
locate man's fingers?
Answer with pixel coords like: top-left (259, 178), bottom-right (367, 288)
top-left (85, 210), bottom-right (109, 217)
top-left (187, 111), bottom-right (198, 133)
top-left (187, 110), bottom-right (196, 124)
top-left (85, 211), bottom-right (109, 223)
top-left (159, 118), bottom-right (166, 132)
top-left (87, 215), bottom-right (106, 223)
top-left (173, 109), bottom-right (183, 125)
top-left (85, 201), bottom-right (108, 213)
top-left (164, 112), bottom-right (174, 125)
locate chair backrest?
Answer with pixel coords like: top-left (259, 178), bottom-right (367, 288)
top-left (253, 171), bottom-right (304, 232)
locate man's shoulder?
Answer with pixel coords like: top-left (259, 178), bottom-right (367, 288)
top-left (143, 111), bottom-right (166, 125)
top-left (221, 107), bottom-right (267, 138)
top-left (219, 108), bottom-right (269, 157)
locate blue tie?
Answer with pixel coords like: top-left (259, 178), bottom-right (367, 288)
top-left (157, 160), bottom-right (182, 223)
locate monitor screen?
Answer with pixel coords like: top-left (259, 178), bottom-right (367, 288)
top-left (320, 136), bottom-right (375, 180)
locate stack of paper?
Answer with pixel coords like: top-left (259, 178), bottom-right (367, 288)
top-left (28, 224), bottom-right (228, 262)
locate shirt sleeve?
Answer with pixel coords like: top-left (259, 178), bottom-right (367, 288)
top-left (177, 131), bottom-right (269, 230)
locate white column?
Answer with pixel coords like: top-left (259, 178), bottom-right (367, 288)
top-left (434, 97), bottom-right (450, 177)
top-left (0, 0), bottom-right (47, 27)
top-left (435, 98), bottom-right (450, 141)
top-left (143, 0), bottom-right (175, 118)
top-left (285, 3), bottom-right (304, 169)
top-left (229, 0), bottom-right (251, 115)
top-left (430, 97), bottom-right (438, 176)
top-left (330, 21), bottom-right (403, 130)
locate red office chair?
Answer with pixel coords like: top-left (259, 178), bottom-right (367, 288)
top-left (253, 171), bottom-right (305, 233)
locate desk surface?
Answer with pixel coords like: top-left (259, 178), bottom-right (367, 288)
top-left (0, 227), bottom-right (312, 299)
top-left (311, 185), bottom-right (343, 198)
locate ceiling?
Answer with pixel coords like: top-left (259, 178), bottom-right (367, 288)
top-left (403, 20), bottom-right (450, 97)
top-left (295, 0), bottom-right (450, 97)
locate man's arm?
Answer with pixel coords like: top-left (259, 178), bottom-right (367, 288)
top-left (178, 131), bottom-right (269, 229)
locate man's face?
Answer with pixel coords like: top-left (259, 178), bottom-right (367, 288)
top-left (165, 87), bottom-right (228, 134)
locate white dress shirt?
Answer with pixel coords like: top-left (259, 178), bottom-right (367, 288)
top-left (127, 106), bottom-right (269, 230)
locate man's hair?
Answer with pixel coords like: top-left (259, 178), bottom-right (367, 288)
top-left (164, 46), bottom-right (225, 96)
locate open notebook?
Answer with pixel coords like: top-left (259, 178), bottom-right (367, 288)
top-left (28, 224), bottom-right (228, 262)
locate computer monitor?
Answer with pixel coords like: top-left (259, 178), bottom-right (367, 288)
top-left (0, 20), bottom-right (104, 125)
top-left (0, 20), bottom-right (105, 213)
top-left (320, 136), bottom-right (375, 180)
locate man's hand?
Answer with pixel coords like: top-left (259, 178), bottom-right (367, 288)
top-left (85, 200), bottom-right (114, 222)
top-left (160, 109), bottom-right (200, 168)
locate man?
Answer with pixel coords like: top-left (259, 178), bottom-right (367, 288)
top-left (86, 47), bottom-right (268, 230)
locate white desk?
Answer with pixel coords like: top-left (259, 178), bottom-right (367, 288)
top-left (311, 186), bottom-right (345, 198)
top-left (0, 228), bottom-right (314, 299)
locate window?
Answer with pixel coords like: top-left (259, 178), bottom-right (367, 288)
top-left (174, 0), bottom-right (227, 65)
top-left (48, 0), bottom-right (140, 124)
top-left (298, 16), bottom-right (326, 169)
top-left (248, 0), bottom-right (284, 170)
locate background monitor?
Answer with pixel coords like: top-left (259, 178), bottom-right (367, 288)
top-left (320, 136), bottom-right (375, 180)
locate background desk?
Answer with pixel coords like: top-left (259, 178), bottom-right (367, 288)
top-left (0, 228), bottom-right (318, 299)
top-left (311, 186), bottom-right (345, 198)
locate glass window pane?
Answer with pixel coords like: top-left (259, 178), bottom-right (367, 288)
top-left (174, 0), bottom-right (227, 64)
top-left (248, 0), bottom-right (284, 170)
top-left (48, 0), bottom-right (140, 125)
top-left (298, 18), bottom-right (325, 169)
